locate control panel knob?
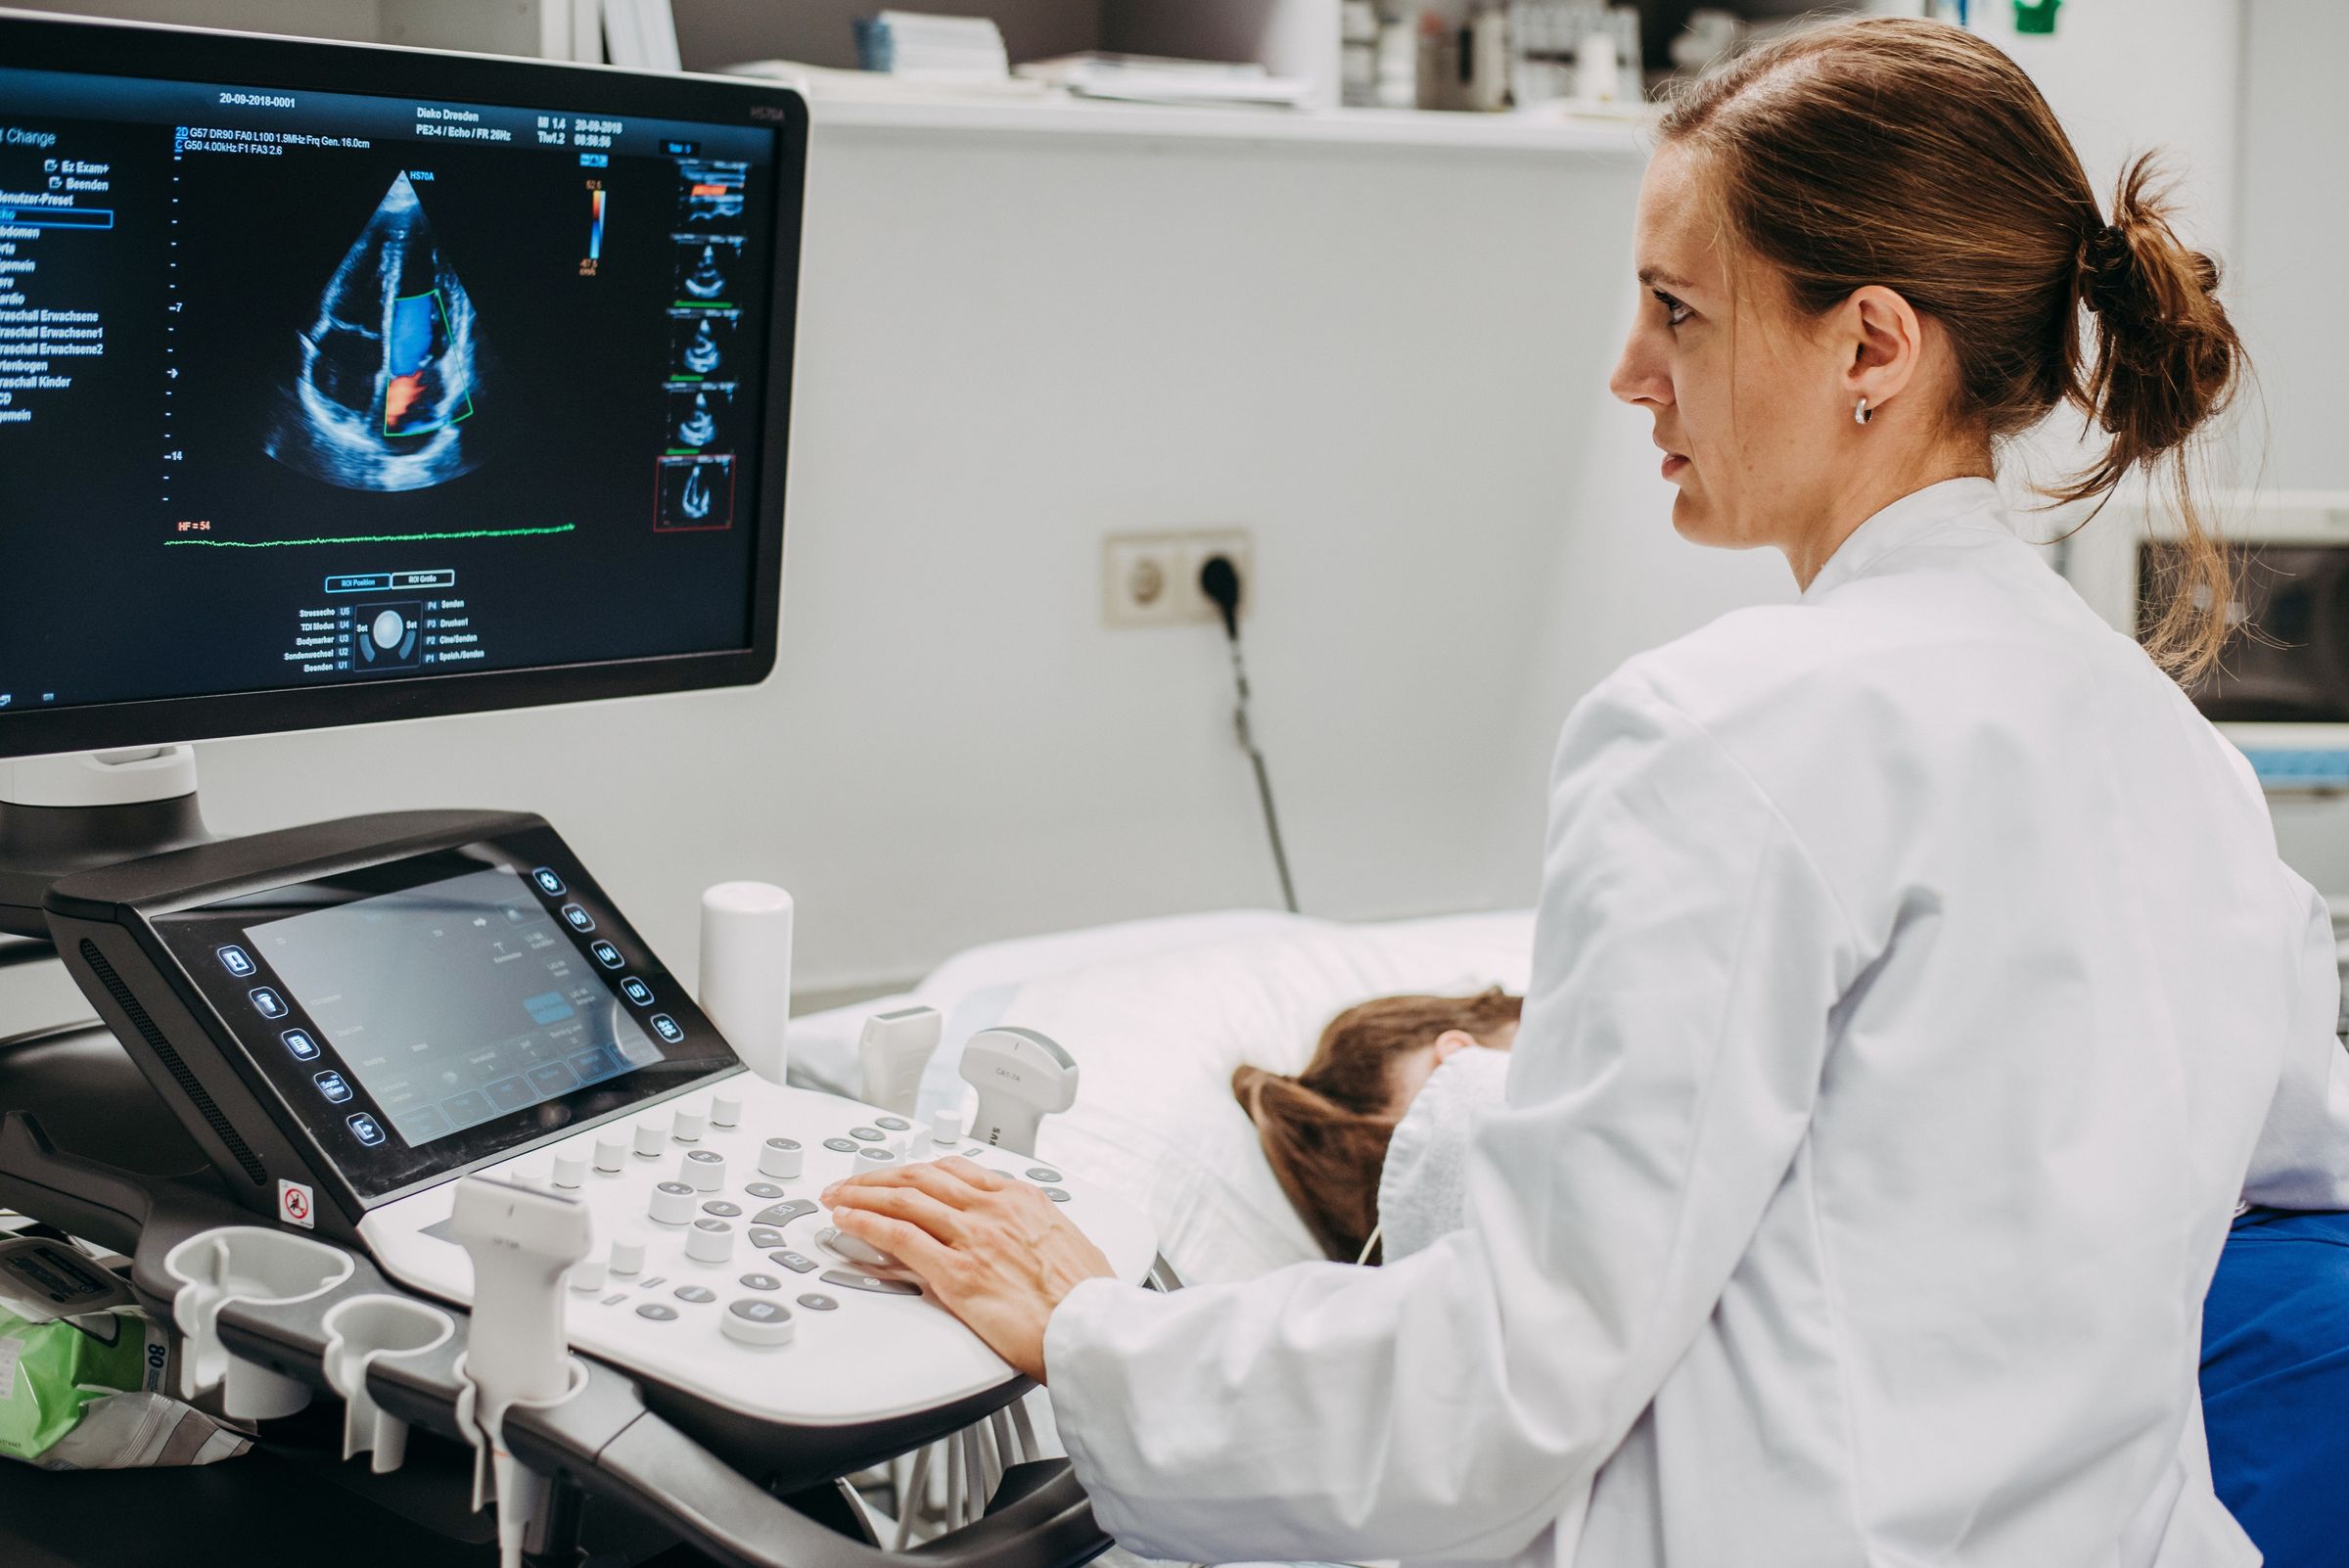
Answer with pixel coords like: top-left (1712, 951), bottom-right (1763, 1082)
top-left (931, 1108), bottom-right (964, 1146)
top-left (552, 1153), bottom-right (588, 1189)
top-left (570, 1256), bottom-right (608, 1292)
top-left (593, 1134), bottom-right (628, 1174)
top-left (818, 1223), bottom-right (900, 1271)
top-left (633, 1118), bottom-right (669, 1158)
top-left (672, 1107), bottom-right (709, 1143)
top-left (759, 1137), bottom-right (803, 1179)
top-left (711, 1092), bottom-right (744, 1128)
top-left (610, 1235), bottom-right (647, 1276)
top-left (648, 1180), bottom-right (697, 1225)
top-left (680, 1148), bottom-right (727, 1192)
top-left (685, 1218), bottom-right (735, 1264)
top-left (721, 1299), bottom-right (795, 1348)
top-left (855, 1146), bottom-right (895, 1171)
top-left (511, 1165), bottom-right (550, 1191)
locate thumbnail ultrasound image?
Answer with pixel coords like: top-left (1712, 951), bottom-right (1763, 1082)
top-left (670, 314), bottom-right (735, 378)
top-left (675, 159), bottom-right (748, 228)
top-left (673, 237), bottom-right (744, 304)
top-left (666, 384), bottom-right (734, 451)
top-left (657, 454), bottom-right (734, 531)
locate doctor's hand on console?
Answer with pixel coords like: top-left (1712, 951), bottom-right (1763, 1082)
top-left (824, 1156), bottom-right (1113, 1381)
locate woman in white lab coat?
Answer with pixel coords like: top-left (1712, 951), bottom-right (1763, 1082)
top-left (829, 18), bottom-right (2349, 1565)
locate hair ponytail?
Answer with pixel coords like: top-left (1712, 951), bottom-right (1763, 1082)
top-left (1231, 1064), bottom-right (1393, 1262)
top-left (1660, 20), bottom-right (2250, 683)
top-left (2056, 154), bottom-right (2245, 680)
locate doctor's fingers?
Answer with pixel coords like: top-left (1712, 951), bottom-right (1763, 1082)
top-left (825, 1180), bottom-right (971, 1246)
top-left (828, 1204), bottom-right (959, 1282)
top-left (827, 1156), bottom-right (1008, 1209)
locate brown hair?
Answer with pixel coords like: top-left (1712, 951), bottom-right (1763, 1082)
top-left (1232, 989), bottom-right (1522, 1262)
top-left (1659, 18), bottom-right (2246, 679)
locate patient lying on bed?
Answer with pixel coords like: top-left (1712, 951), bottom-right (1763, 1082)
top-left (1231, 989), bottom-right (1519, 1264)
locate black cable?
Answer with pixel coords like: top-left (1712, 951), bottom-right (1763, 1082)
top-left (1199, 556), bottom-right (1299, 914)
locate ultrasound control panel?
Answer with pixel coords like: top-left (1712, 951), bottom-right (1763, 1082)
top-left (43, 808), bottom-right (1159, 1428)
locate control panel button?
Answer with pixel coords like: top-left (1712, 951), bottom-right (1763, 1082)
top-left (281, 1029), bottom-right (321, 1061)
top-left (758, 1138), bottom-right (803, 1179)
top-left (671, 1107), bottom-right (708, 1143)
top-left (313, 1071), bottom-right (353, 1104)
top-left (753, 1200), bottom-right (818, 1228)
top-left (633, 1119), bottom-right (668, 1158)
top-left (680, 1149), bottom-right (725, 1191)
top-left (559, 902), bottom-right (594, 932)
top-left (796, 1293), bottom-right (839, 1312)
top-left (552, 1153), bottom-right (588, 1189)
top-left (744, 1182), bottom-right (784, 1201)
top-left (849, 1127), bottom-right (884, 1142)
top-left (1026, 1169), bottom-right (1063, 1182)
top-left (822, 1138), bottom-right (857, 1154)
top-left (635, 1303), bottom-right (678, 1321)
top-left (685, 1219), bottom-right (735, 1264)
top-left (590, 941), bottom-right (623, 969)
top-left (820, 1268), bottom-right (921, 1298)
top-left (1041, 1188), bottom-right (1072, 1204)
top-left (770, 1250), bottom-right (820, 1274)
top-left (610, 1236), bottom-right (647, 1275)
top-left (855, 1147), bottom-right (895, 1168)
top-left (649, 1014), bottom-right (685, 1045)
top-left (701, 1200), bottom-right (742, 1219)
top-left (874, 1116), bottom-right (912, 1131)
top-left (619, 976), bottom-right (654, 1007)
top-left (738, 1272), bottom-right (781, 1292)
top-left (250, 988), bottom-right (289, 1020)
top-left (571, 1257), bottom-right (608, 1292)
top-left (216, 945), bottom-right (256, 977)
top-left (531, 867), bottom-right (567, 897)
top-left (593, 1134), bottom-right (628, 1174)
top-left (346, 1113), bottom-right (387, 1147)
top-left (747, 1226), bottom-right (786, 1250)
top-left (723, 1298), bottom-right (795, 1347)
top-left (816, 1225), bottom-right (899, 1271)
top-left (648, 1181), bottom-right (697, 1225)
top-left (673, 1283), bottom-right (717, 1304)
top-left (711, 1092), bottom-right (743, 1128)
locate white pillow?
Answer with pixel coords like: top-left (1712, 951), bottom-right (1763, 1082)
top-left (1007, 916), bottom-right (1535, 1284)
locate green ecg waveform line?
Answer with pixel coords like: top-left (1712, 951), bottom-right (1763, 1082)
top-left (165, 524), bottom-right (576, 549)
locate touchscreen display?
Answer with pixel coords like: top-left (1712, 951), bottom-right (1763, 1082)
top-left (249, 864), bottom-right (663, 1147)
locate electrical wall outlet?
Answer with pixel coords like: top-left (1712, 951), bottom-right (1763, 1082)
top-left (1102, 530), bottom-right (1255, 628)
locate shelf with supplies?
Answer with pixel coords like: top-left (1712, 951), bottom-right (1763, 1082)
top-left (803, 95), bottom-right (1652, 156)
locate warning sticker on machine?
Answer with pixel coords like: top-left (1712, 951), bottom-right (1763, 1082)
top-left (277, 1179), bottom-right (315, 1229)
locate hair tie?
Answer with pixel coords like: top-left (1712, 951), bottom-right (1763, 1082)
top-left (2080, 221), bottom-right (2139, 319)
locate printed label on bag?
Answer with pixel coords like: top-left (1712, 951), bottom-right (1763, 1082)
top-left (0, 1336), bottom-right (22, 1403)
top-left (277, 1179), bottom-right (315, 1230)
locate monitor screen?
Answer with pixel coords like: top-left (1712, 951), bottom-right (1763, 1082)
top-left (250, 865), bottom-right (668, 1149)
top-left (0, 19), bottom-right (802, 756)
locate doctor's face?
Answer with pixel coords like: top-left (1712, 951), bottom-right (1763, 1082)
top-left (1609, 143), bottom-right (1849, 553)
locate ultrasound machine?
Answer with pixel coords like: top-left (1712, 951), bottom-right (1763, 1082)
top-left (0, 13), bottom-right (1160, 1566)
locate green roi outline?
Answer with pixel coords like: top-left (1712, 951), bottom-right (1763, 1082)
top-left (383, 288), bottom-right (477, 438)
top-left (165, 525), bottom-right (576, 549)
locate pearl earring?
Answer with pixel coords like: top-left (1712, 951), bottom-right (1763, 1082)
top-left (1854, 397), bottom-right (1872, 426)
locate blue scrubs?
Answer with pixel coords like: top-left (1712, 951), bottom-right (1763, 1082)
top-left (2200, 1208), bottom-right (2349, 1565)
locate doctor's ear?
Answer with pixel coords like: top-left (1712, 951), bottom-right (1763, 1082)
top-left (1431, 1030), bottom-right (1481, 1064)
top-left (1835, 284), bottom-right (1926, 419)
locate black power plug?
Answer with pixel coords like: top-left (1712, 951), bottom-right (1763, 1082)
top-left (1199, 554), bottom-right (1242, 641)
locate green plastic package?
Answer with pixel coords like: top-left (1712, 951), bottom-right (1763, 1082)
top-left (0, 1305), bottom-right (159, 1462)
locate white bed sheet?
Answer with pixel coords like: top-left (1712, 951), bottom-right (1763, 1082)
top-left (786, 908), bottom-right (1535, 1284)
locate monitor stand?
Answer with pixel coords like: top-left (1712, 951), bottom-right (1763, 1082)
top-left (0, 748), bottom-right (213, 940)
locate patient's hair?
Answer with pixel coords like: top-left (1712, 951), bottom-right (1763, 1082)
top-left (1232, 989), bottom-right (1522, 1263)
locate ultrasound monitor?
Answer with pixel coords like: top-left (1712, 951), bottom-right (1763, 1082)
top-left (0, 13), bottom-right (806, 761)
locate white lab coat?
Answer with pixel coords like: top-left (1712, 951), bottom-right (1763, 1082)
top-left (1043, 479), bottom-right (2349, 1568)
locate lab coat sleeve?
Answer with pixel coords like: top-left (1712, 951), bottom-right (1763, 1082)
top-left (2240, 877), bottom-right (2349, 1209)
top-left (1043, 669), bottom-right (1864, 1565)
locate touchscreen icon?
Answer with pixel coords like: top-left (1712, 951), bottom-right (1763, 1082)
top-left (649, 1013), bottom-right (685, 1044)
top-left (250, 988), bottom-right (289, 1020)
top-left (314, 1071), bottom-right (354, 1104)
top-left (216, 945), bottom-right (256, 977)
top-left (559, 902), bottom-right (594, 933)
top-left (590, 940), bottom-right (623, 969)
top-left (346, 1113), bottom-right (388, 1147)
top-left (530, 867), bottom-right (567, 897)
top-left (282, 1029), bottom-right (321, 1061)
top-left (620, 976), bottom-right (654, 1007)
